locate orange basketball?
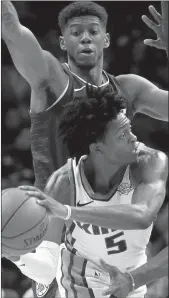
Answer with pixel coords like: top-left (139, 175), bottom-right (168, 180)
top-left (2, 188), bottom-right (49, 256)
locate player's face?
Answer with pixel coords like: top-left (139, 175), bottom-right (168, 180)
top-left (61, 16), bottom-right (109, 68)
top-left (99, 113), bottom-right (138, 164)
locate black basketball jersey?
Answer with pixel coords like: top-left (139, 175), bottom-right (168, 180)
top-left (30, 63), bottom-right (133, 190)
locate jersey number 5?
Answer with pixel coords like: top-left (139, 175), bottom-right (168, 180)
top-left (105, 232), bottom-right (127, 254)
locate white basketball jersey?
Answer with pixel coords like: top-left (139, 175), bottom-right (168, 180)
top-left (58, 156), bottom-right (153, 298)
top-left (68, 156), bottom-right (153, 271)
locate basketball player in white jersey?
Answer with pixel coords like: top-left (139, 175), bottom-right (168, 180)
top-left (98, 245), bottom-right (168, 297)
top-left (21, 86), bottom-right (168, 298)
top-left (2, 1), bottom-right (168, 297)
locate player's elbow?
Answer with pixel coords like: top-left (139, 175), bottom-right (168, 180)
top-left (139, 212), bottom-right (154, 229)
top-left (139, 218), bottom-right (152, 229)
top-left (137, 207), bottom-right (153, 229)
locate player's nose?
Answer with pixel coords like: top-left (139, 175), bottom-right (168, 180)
top-left (130, 132), bottom-right (137, 143)
top-left (80, 31), bottom-right (92, 43)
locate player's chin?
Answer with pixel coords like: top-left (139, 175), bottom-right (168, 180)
top-left (130, 150), bottom-right (138, 161)
top-left (76, 57), bottom-right (97, 68)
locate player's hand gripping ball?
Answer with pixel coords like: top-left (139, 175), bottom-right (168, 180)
top-left (2, 188), bottom-right (50, 256)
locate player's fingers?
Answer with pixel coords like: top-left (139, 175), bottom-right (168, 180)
top-left (36, 199), bottom-right (49, 206)
top-left (102, 287), bottom-right (116, 296)
top-left (141, 15), bottom-right (158, 32)
top-left (100, 259), bottom-right (119, 278)
top-left (18, 185), bottom-right (37, 191)
top-left (143, 39), bottom-right (162, 49)
top-left (149, 5), bottom-right (162, 24)
top-left (25, 190), bottom-right (43, 198)
top-left (100, 259), bottom-right (112, 273)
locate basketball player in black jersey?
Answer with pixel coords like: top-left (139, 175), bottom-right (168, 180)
top-left (2, 1), bottom-right (168, 298)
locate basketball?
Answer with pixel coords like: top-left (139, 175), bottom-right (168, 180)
top-left (2, 188), bottom-right (49, 256)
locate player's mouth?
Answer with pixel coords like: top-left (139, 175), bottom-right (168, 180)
top-left (132, 142), bottom-right (140, 154)
top-left (80, 48), bottom-right (94, 55)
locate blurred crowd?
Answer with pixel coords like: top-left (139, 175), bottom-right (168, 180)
top-left (1, 1), bottom-right (168, 297)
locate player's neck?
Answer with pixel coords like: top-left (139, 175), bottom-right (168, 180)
top-left (67, 60), bottom-right (104, 86)
top-left (84, 155), bottom-right (128, 194)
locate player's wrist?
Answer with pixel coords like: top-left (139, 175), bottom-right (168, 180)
top-left (124, 271), bottom-right (136, 292)
top-left (64, 205), bottom-right (72, 220)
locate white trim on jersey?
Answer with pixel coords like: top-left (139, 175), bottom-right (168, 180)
top-left (46, 79), bottom-right (69, 111)
top-left (64, 63), bottom-right (110, 90)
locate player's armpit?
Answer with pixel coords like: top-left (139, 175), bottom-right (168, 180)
top-left (117, 74), bottom-right (168, 121)
top-left (132, 151), bottom-right (168, 228)
top-left (132, 74), bottom-right (168, 121)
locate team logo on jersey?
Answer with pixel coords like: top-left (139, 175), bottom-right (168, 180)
top-left (36, 282), bottom-right (49, 297)
top-left (117, 182), bottom-right (133, 196)
top-left (94, 270), bottom-right (101, 278)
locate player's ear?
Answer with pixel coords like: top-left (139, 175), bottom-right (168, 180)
top-left (59, 36), bottom-right (67, 51)
top-left (89, 143), bottom-right (102, 154)
top-left (104, 33), bottom-right (110, 49)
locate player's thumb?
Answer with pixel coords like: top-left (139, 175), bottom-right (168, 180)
top-left (100, 259), bottom-right (118, 278)
top-left (100, 259), bottom-right (110, 271)
top-left (143, 39), bottom-right (161, 49)
top-left (36, 199), bottom-right (48, 208)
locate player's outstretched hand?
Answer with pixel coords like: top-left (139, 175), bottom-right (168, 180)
top-left (142, 5), bottom-right (166, 50)
top-left (18, 186), bottom-right (68, 219)
top-left (100, 259), bottom-right (132, 297)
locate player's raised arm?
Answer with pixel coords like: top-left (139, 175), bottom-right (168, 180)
top-left (142, 3), bottom-right (168, 57)
top-left (116, 2), bottom-right (168, 122)
top-left (116, 72), bottom-right (168, 122)
top-left (2, 1), bottom-right (68, 112)
top-left (2, 1), bottom-right (49, 88)
top-left (161, 1), bottom-right (168, 57)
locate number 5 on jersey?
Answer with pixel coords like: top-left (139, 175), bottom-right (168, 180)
top-left (105, 231), bottom-right (127, 254)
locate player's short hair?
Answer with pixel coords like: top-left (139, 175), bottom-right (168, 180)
top-left (58, 1), bottom-right (108, 33)
top-left (59, 85), bottom-right (126, 159)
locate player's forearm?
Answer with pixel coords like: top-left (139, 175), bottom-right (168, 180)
top-left (131, 246), bottom-right (168, 288)
top-left (161, 1), bottom-right (168, 57)
top-left (70, 204), bottom-right (147, 230)
top-left (2, 1), bottom-right (20, 41)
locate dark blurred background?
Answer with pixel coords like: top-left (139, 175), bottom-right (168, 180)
top-left (1, 1), bottom-right (168, 297)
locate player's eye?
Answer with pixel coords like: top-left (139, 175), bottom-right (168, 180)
top-left (120, 133), bottom-right (126, 139)
top-left (90, 29), bottom-right (98, 35)
top-left (71, 31), bottom-right (79, 36)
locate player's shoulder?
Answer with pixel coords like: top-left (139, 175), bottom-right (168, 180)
top-left (45, 162), bottom-right (70, 189)
top-left (44, 162), bottom-right (71, 202)
top-left (132, 143), bottom-right (168, 183)
top-left (115, 73), bottom-right (146, 85)
top-left (115, 73), bottom-right (150, 97)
